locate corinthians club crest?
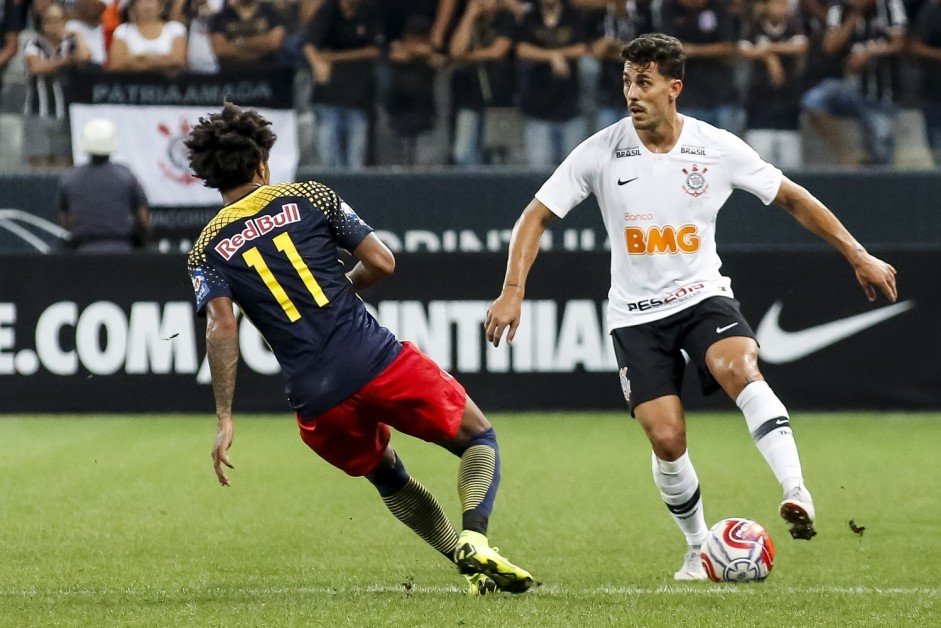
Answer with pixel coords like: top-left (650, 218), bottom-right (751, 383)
top-left (619, 367), bottom-right (632, 404)
top-left (157, 118), bottom-right (199, 185)
top-left (682, 164), bottom-right (708, 197)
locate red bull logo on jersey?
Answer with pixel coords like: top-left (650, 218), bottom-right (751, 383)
top-left (625, 224), bottom-right (701, 255)
top-left (214, 203), bottom-right (302, 260)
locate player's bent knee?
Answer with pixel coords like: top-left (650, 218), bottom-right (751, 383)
top-left (450, 396), bottom-right (492, 444)
top-left (707, 350), bottom-right (762, 390)
top-left (460, 396), bottom-right (491, 430)
top-left (366, 450), bottom-right (409, 497)
top-left (646, 426), bottom-right (687, 460)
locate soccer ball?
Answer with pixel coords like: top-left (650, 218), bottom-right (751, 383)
top-left (700, 518), bottom-right (775, 582)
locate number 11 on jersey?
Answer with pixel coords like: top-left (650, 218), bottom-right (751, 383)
top-left (242, 232), bottom-right (329, 322)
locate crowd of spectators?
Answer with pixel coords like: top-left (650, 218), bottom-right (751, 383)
top-left (0, 0), bottom-right (940, 169)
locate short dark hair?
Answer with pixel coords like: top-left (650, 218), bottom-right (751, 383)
top-left (620, 33), bottom-right (685, 81)
top-left (185, 102), bottom-right (277, 192)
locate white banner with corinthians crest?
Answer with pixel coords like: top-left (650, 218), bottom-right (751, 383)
top-left (67, 70), bottom-right (298, 207)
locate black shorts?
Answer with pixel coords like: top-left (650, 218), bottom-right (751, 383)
top-left (611, 296), bottom-right (756, 413)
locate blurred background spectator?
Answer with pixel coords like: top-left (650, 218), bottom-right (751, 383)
top-left (801, 0), bottom-right (908, 166)
top-left (381, 0), bottom-right (459, 53)
top-left (800, 0), bottom-right (846, 95)
top-left (659, 0), bottom-right (742, 134)
top-left (588, 0), bottom-right (649, 130)
top-left (57, 118), bottom-right (150, 252)
top-left (210, 0), bottom-right (286, 72)
top-left (65, 0), bottom-right (107, 68)
top-left (170, 0), bottom-right (221, 74)
top-left (738, 0), bottom-right (808, 170)
top-left (23, 3), bottom-right (90, 168)
top-left (1, 0), bottom-right (939, 173)
top-left (449, 0), bottom-right (515, 166)
top-left (385, 14), bottom-right (443, 165)
top-left (298, 0), bottom-right (323, 24)
top-left (516, 0), bottom-right (589, 167)
top-left (108, 0), bottom-right (187, 73)
top-left (910, 0), bottom-right (941, 162)
top-left (429, 0), bottom-right (459, 52)
top-left (303, 0), bottom-right (383, 168)
top-left (1, 0), bottom-right (23, 94)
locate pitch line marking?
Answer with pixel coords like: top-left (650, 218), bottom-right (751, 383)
top-left (2, 585), bottom-right (939, 598)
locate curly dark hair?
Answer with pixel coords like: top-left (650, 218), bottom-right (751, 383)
top-left (185, 102), bottom-right (277, 192)
top-left (620, 33), bottom-right (685, 81)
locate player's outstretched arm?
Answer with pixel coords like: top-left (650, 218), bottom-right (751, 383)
top-left (206, 297), bottom-right (240, 487)
top-left (348, 233), bottom-right (396, 292)
top-left (773, 176), bottom-right (898, 303)
top-left (486, 199), bottom-right (557, 347)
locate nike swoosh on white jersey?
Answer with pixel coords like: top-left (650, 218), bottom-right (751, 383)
top-left (756, 300), bottom-right (915, 364)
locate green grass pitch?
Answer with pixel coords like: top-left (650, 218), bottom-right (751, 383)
top-left (1, 412), bottom-right (939, 626)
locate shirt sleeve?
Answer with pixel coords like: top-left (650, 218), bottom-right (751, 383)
top-left (112, 23), bottom-right (129, 43)
top-left (569, 7), bottom-right (588, 44)
top-left (493, 9), bottom-right (515, 41)
top-left (263, 4), bottom-right (287, 29)
top-left (304, 0), bottom-right (334, 46)
top-left (3, 0), bottom-right (23, 33)
top-left (719, 130), bottom-right (783, 205)
top-left (209, 10), bottom-right (229, 36)
top-left (188, 259), bottom-right (232, 316)
top-left (132, 177), bottom-right (148, 209)
top-left (912, 3), bottom-right (932, 41)
top-left (826, 3), bottom-right (844, 30)
top-left (515, 11), bottom-right (535, 44)
top-left (716, 2), bottom-right (735, 42)
top-left (534, 136), bottom-right (600, 218)
top-left (326, 192), bottom-right (373, 252)
top-left (166, 21), bottom-right (188, 39)
top-left (23, 38), bottom-right (41, 58)
top-left (888, 0), bottom-right (908, 30)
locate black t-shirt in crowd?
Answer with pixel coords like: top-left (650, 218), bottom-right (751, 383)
top-left (450, 8), bottom-right (516, 110)
top-left (210, 2), bottom-right (287, 72)
top-left (741, 14), bottom-right (806, 129)
top-left (516, 2), bottom-right (587, 122)
top-left (306, 0), bottom-right (384, 110)
top-left (591, 3), bottom-right (649, 110)
top-left (912, 0), bottom-right (941, 101)
top-left (826, 0), bottom-right (908, 103)
top-left (659, 0), bottom-right (738, 107)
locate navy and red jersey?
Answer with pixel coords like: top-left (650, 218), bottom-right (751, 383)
top-left (186, 181), bottom-right (401, 418)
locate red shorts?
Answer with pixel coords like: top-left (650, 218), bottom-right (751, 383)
top-left (296, 342), bottom-right (466, 477)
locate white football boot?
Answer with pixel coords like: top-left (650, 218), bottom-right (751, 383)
top-left (674, 546), bottom-right (707, 581)
top-left (780, 483), bottom-right (817, 540)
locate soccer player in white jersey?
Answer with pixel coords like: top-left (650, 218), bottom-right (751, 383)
top-left (485, 33), bottom-right (899, 580)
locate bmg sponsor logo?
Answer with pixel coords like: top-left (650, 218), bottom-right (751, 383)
top-left (624, 224), bottom-right (700, 255)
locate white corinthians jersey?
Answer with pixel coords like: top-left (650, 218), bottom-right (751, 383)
top-left (536, 115), bottom-right (783, 330)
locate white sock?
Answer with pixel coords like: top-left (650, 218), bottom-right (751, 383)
top-left (651, 450), bottom-right (709, 547)
top-left (736, 380), bottom-right (804, 493)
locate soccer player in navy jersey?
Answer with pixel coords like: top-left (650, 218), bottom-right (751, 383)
top-left (184, 103), bottom-right (533, 595)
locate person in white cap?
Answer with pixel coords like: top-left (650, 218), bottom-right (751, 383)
top-left (57, 118), bottom-right (151, 253)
